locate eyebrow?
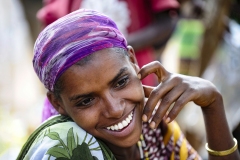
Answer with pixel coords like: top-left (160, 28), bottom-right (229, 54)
top-left (69, 67), bottom-right (128, 102)
top-left (69, 93), bottom-right (92, 102)
top-left (108, 67), bottom-right (128, 85)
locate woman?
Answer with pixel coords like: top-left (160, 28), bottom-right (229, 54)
top-left (17, 9), bottom-right (239, 160)
top-left (38, 0), bottom-right (180, 121)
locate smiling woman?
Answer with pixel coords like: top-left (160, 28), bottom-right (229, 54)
top-left (17, 9), bottom-right (240, 160)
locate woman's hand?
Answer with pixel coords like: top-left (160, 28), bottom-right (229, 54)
top-left (138, 61), bottom-right (219, 129)
top-left (138, 61), bottom-right (240, 159)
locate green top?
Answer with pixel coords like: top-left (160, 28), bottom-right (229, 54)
top-left (17, 115), bottom-right (115, 160)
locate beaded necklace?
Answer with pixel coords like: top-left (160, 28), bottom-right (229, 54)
top-left (137, 134), bottom-right (149, 160)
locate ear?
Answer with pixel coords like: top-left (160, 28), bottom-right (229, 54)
top-left (127, 45), bottom-right (140, 72)
top-left (47, 91), bottom-right (68, 116)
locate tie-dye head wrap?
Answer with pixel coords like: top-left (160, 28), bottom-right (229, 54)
top-left (33, 9), bottom-right (127, 91)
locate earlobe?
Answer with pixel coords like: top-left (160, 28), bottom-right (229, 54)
top-left (47, 91), bottom-right (68, 116)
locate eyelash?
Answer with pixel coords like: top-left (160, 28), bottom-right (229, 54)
top-left (76, 76), bottom-right (130, 107)
top-left (114, 76), bottom-right (129, 89)
top-left (76, 97), bottom-right (95, 107)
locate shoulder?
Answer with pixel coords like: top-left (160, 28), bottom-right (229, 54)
top-left (17, 115), bottom-right (105, 160)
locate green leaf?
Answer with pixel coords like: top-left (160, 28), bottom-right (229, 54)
top-left (90, 147), bottom-right (101, 151)
top-left (93, 156), bottom-right (99, 160)
top-left (46, 146), bottom-right (70, 159)
top-left (76, 133), bottom-right (79, 144)
top-left (89, 140), bottom-right (97, 146)
top-left (67, 127), bottom-right (76, 156)
top-left (46, 132), bottom-right (61, 141)
top-left (71, 143), bottom-right (94, 160)
top-left (83, 132), bottom-right (87, 142)
top-left (54, 143), bottom-right (62, 147)
top-left (88, 136), bottom-right (94, 145)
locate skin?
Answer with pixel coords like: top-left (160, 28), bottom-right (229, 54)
top-left (127, 13), bottom-right (178, 52)
top-left (48, 47), bottom-right (144, 159)
top-left (48, 46), bottom-right (240, 160)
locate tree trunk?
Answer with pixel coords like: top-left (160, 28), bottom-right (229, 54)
top-left (199, 0), bottom-right (232, 76)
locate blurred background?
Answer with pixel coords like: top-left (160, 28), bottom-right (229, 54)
top-left (0, 0), bottom-right (240, 159)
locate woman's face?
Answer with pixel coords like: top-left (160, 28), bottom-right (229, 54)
top-left (55, 48), bottom-right (145, 148)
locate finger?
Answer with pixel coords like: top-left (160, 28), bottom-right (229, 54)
top-left (138, 61), bottom-right (169, 82)
top-left (142, 85), bottom-right (154, 98)
top-left (142, 79), bottom-right (175, 122)
top-left (166, 89), bottom-right (197, 123)
top-left (150, 85), bottom-right (185, 129)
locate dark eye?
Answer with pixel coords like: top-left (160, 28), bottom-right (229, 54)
top-left (77, 97), bottom-right (95, 107)
top-left (115, 76), bottom-right (129, 89)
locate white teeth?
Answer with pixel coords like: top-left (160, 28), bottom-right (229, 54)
top-left (128, 114), bottom-right (132, 120)
top-left (114, 124), bottom-right (119, 130)
top-left (118, 123), bottom-right (123, 130)
top-left (110, 126), bottom-right (115, 130)
top-left (122, 120), bottom-right (128, 127)
top-left (106, 111), bottom-right (133, 131)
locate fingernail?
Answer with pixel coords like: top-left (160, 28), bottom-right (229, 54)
top-left (165, 117), bottom-right (171, 123)
top-left (150, 121), bottom-right (156, 129)
top-left (142, 114), bottom-right (147, 122)
top-left (137, 74), bottom-right (141, 79)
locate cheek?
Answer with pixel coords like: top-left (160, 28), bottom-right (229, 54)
top-left (69, 108), bottom-right (100, 134)
top-left (123, 77), bottom-right (145, 103)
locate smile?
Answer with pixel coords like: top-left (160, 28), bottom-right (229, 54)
top-left (106, 111), bottom-right (133, 131)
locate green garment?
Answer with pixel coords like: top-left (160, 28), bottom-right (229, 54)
top-left (17, 115), bottom-right (115, 160)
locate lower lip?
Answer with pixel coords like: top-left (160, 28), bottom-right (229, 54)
top-left (105, 108), bottom-right (136, 137)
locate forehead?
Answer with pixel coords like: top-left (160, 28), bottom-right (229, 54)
top-left (76, 48), bottom-right (127, 66)
top-left (60, 48), bottom-right (132, 92)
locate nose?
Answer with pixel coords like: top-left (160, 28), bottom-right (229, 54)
top-left (102, 92), bottom-right (125, 119)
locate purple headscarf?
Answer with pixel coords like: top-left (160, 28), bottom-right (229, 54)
top-left (33, 9), bottom-right (127, 92)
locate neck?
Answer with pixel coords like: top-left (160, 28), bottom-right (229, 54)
top-left (105, 142), bottom-right (140, 160)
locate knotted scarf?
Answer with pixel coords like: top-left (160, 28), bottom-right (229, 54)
top-left (33, 9), bottom-right (127, 91)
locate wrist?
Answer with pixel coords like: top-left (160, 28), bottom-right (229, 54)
top-left (201, 91), bottom-right (224, 115)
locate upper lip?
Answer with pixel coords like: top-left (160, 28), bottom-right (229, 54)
top-left (104, 108), bottom-right (134, 128)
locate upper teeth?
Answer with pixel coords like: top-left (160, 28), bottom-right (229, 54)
top-left (107, 111), bottom-right (133, 131)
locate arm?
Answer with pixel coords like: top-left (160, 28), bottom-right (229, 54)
top-left (202, 94), bottom-right (239, 160)
top-left (126, 0), bottom-right (203, 52)
top-left (127, 13), bottom-right (178, 52)
top-left (138, 61), bottom-right (240, 159)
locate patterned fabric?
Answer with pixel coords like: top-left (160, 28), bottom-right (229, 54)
top-left (17, 115), bottom-right (116, 160)
top-left (18, 115), bottom-right (201, 160)
top-left (33, 9), bottom-right (127, 91)
top-left (141, 121), bottom-right (202, 160)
